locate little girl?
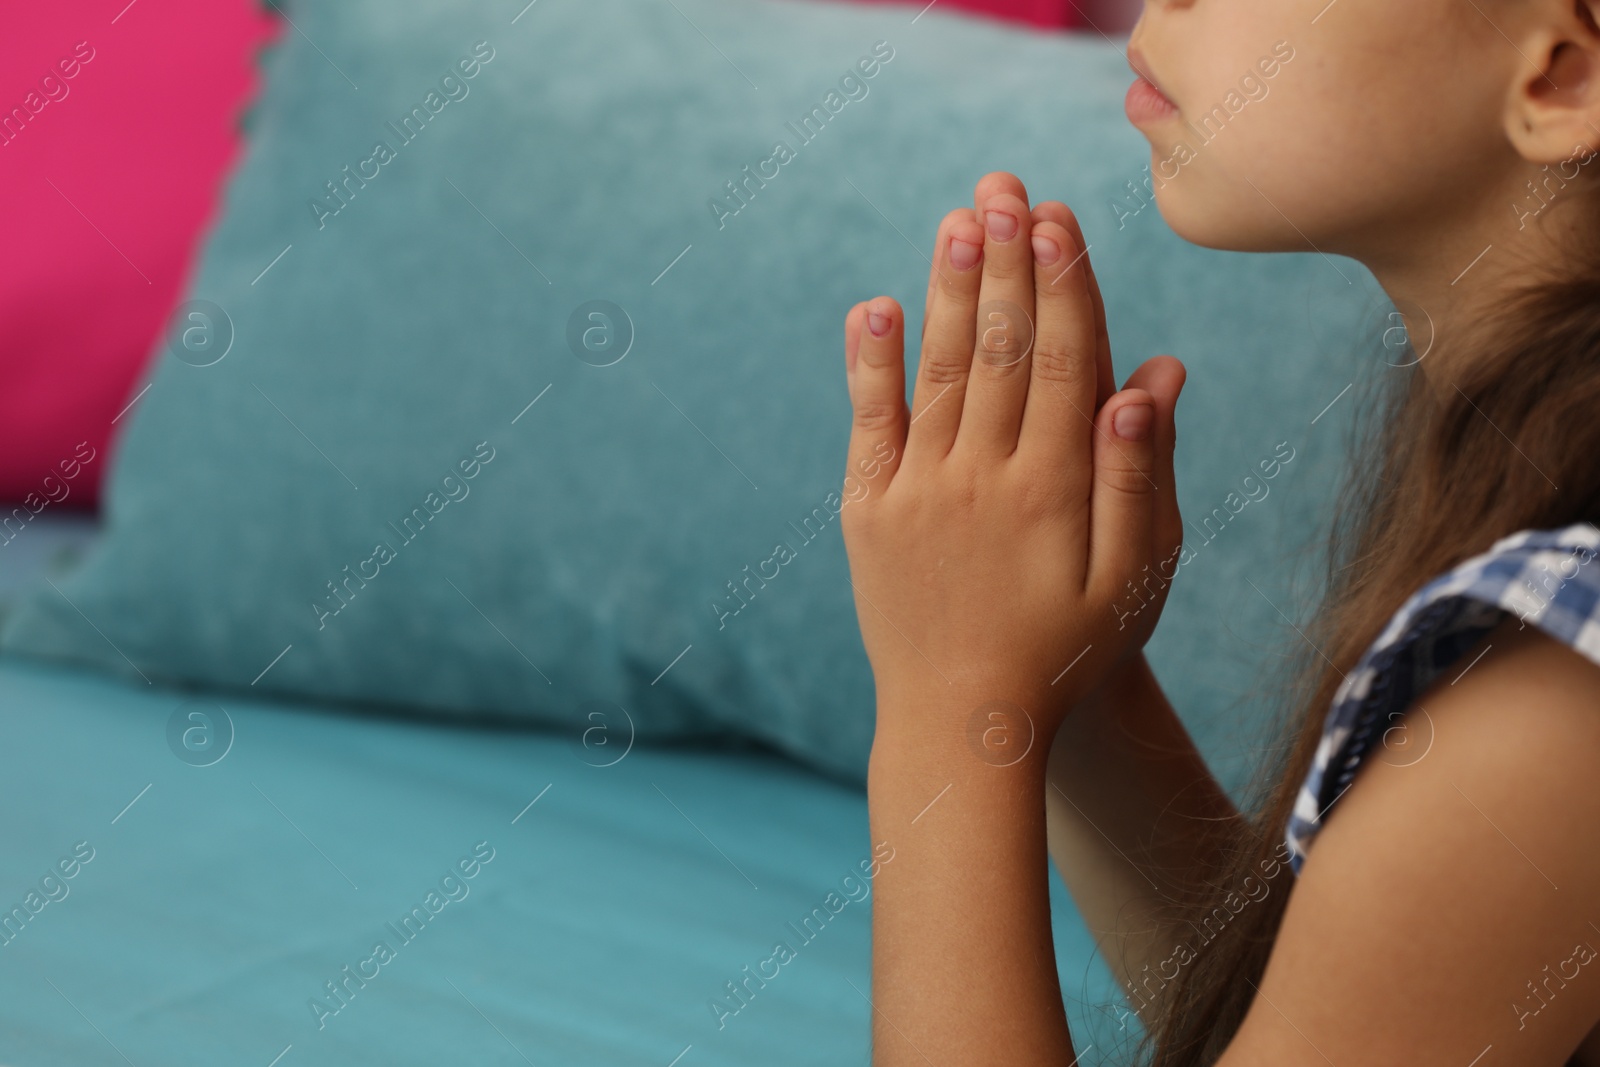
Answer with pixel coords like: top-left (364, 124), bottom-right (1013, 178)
top-left (838, 0), bottom-right (1600, 1063)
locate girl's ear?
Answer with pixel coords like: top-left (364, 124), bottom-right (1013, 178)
top-left (1508, 0), bottom-right (1600, 167)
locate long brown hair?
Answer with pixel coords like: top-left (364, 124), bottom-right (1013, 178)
top-left (1138, 183), bottom-right (1600, 1061)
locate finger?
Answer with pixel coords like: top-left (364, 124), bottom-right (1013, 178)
top-left (954, 190), bottom-right (1038, 457)
top-left (845, 300), bottom-right (866, 374)
top-left (1033, 201), bottom-right (1114, 409)
top-left (917, 172), bottom-right (1028, 348)
top-left (1086, 387), bottom-right (1163, 596)
top-left (1121, 355), bottom-right (1187, 567)
top-left (973, 171), bottom-right (1030, 217)
top-left (919, 207), bottom-right (962, 347)
top-left (1015, 218), bottom-right (1099, 501)
top-left (904, 208), bottom-right (985, 465)
top-left (846, 297), bottom-right (909, 489)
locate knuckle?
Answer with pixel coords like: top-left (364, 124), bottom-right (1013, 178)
top-left (980, 255), bottom-right (1031, 284)
top-left (918, 347), bottom-right (970, 386)
top-left (1029, 341), bottom-right (1092, 391)
top-left (976, 301), bottom-right (1032, 351)
top-left (851, 399), bottom-right (904, 433)
top-left (973, 347), bottom-right (1030, 378)
top-left (1097, 459), bottom-right (1157, 497)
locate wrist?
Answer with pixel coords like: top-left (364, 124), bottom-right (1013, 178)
top-left (1048, 651), bottom-right (1159, 767)
top-left (869, 683), bottom-right (1056, 830)
top-left (871, 677), bottom-right (1070, 755)
top-left (1066, 649), bottom-right (1155, 719)
top-left (867, 723), bottom-right (1051, 842)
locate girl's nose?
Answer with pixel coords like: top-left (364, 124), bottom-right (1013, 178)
top-left (1135, 0), bottom-right (1198, 35)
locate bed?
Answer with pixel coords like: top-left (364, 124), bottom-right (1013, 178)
top-left (0, 1), bottom-right (1377, 1061)
top-left (0, 515), bottom-right (1125, 1064)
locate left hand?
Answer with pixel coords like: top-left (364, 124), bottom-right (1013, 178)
top-left (839, 173), bottom-right (1186, 744)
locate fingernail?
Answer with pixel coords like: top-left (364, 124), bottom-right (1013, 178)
top-left (1113, 403), bottom-right (1154, 441)
top-left (868, 310), bottom-right (891, 337)
top-left (1031, 235), bottom-right (1061, 265)
top-left (950, 237), bottom-right (981, 271)
top-left (985, 210), bottom-right (1017, 241)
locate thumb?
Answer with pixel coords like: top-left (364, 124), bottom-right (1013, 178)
top-left (1122, 355), bottom-right (1186, 568)
top-left (1087, 360), bottom-right (1183, 596)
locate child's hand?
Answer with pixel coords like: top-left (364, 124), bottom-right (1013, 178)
top-left (840, 174), bottom-right (1185, 743)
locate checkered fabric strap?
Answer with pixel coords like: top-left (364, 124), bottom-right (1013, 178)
top-left (1285, 523), bottom-right (1600, 876)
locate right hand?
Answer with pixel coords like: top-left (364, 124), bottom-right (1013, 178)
top-left (839, 172), bottom-right (1187, 733)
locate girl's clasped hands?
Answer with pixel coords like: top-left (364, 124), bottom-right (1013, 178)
top-left (840, 171), bottom-right (1188, 753)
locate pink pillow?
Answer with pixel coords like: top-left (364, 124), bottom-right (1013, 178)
top-left (835, 0), bottom-right (1081, 29)
top-left (0, 0), bottom-right (276, 511)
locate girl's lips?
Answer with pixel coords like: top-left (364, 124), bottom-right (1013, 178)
top-left (1125, 73), bottom-right (1180, 126)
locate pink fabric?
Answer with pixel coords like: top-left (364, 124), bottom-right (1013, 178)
top-left (840, 0), bottom-right (1081, 28)
top-left (0, 0), bottom-right (276, 509)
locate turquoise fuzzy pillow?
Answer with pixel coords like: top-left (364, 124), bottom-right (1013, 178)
top-left (0, 0), bottom-right (1376, 787)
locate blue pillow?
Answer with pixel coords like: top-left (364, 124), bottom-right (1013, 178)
top-left (0, 0), bottom-right (1376, 787)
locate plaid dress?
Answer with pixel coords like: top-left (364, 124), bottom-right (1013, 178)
top-left (1285, 522), bottom-right (1600, 876)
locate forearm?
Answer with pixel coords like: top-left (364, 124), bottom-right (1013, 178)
top-left (1045, 653), bottom-right (1239, 1003)
top-left (867, 685), bottom-right (1076, 1066)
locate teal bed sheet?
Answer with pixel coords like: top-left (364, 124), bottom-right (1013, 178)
top-left (0, 649), bottom-right (1128, 1064)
